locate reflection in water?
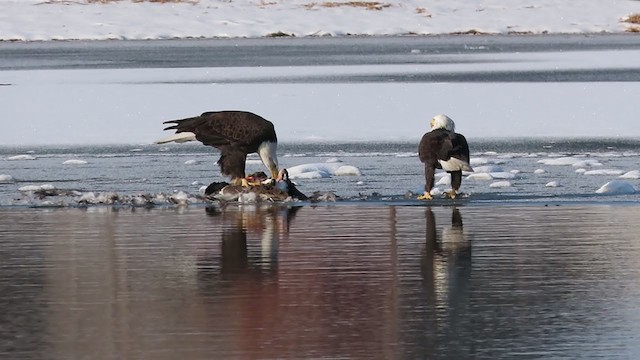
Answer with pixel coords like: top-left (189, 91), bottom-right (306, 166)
top-left (414, 207), bottom-right (472, 357)
top-left (1, 205), bottom-right (640, 359)
top-left (422, 207), bottom-right (471, 314)
top-left (197, 205), bottom-right (300, 287)
top-left (201, 205), bottom-right (300, 275)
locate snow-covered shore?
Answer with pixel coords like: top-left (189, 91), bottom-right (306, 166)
top-left (1, 0), bottom-right (639, 42)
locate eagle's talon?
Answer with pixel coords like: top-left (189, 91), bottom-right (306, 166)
top-left (417, 192), bottom-right (433, 200)
top-left (444, 190), bottom-right (457, 199)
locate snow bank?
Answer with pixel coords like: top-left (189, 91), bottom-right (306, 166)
top-left (1, 0), bottom-right (638, 41)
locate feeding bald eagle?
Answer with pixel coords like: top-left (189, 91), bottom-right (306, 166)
top-left (418, 114), bottom-right (472, 200)
top-left (157, 111), bottom-right (279, 186)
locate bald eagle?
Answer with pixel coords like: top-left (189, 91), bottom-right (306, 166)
top-left (418, 114), bottom-right (472, 200)
top-left (157, 111), bottom-right (279, 186)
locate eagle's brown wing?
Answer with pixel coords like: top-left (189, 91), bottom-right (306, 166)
top-left (163, 111), bottom-right (276, 152)
top-left (163, 111), bottom-right (277, 179)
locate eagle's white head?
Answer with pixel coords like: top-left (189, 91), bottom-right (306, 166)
top-left (430, 114), bottom-right (456, 132)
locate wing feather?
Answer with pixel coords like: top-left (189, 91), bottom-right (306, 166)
top-left (419, 130), bottom-right (470, 164)
top-left (163, 111), bottom-right (276, 150)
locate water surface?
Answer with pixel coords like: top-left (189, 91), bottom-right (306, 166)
top-left (2, 204), bottom-right (640, 359)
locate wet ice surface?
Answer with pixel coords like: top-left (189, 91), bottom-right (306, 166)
top-left (2, 36), bottom-right (640, 146)
top-left (1, 139), bottom-right (639, 208)
top-left (2, 204), bottom-right (640, 359)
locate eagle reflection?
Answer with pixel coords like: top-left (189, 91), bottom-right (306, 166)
top-left (421, 207), bottom-right (472, 313)
top-left (198, 205), bottom-right (300, 285)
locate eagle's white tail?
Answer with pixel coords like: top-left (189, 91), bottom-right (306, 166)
top-left (154, 132), bottom-right (197, 144)
top-left (439, 157), bottom-right (473, 172)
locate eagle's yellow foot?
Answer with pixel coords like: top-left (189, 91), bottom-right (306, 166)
top-left (417, 192), bottom-right (433, 200)
top-left (244, 178), bottom-right (264, 186)
top-left (230, 178), bottom-right (244, 186)
top-left (444, 190), bottom-right (458, 199)
top-left (235, 178), bottom-right (256, 187)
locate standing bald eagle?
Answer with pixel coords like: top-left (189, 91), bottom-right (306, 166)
top-left (418, 114), bottom-right (472, 200)
top-left (157, 111), bottom-right (279, 186)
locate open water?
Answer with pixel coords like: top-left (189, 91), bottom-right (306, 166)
top-left (2, 202), bottom-right (640, 359)
top-left (2, 140), bottom-right (640, 358)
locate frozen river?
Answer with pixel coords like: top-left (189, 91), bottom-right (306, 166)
top-left (1, 34), bottom-right (640, 146)
top-left (1, 34), bottom-right (640, 71)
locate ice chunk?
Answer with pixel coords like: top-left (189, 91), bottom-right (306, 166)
top-left (490, 172), bottom-right (516, 179)
top-left (436, 175), bottom-right (451, 185)
top-left (466, 173), bottom-right (493, 181)
top-left (489, 181), bottom-right (512, 188)
top-left (473, 165), bottom-right (504, 173)
top-left (62, 159), bottom-right (88, 165)
top-left (334, 165), bottom-right (362, 176)
top-left (169, 191), bottom-right (190, 205)
top-left (595, 181), bottom-right (636, 195)
top-left (7, 155), bottom-right (36, 161)
top-left (583, 169), bottom-right (624, 176)
top-left (287, 160), bottom-right (361, 179)
top-left (19, 184), bottom-right (55, 192)
top-left (619, 170), bottom-right (640, 179)
top-left (0, 174), bottom-right (14, 183)
top-left (537, 157), bottom-right (580, 166)
top-left (572, 159), bottom-right (602, 167)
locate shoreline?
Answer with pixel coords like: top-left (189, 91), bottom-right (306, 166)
top-left (1, 196), bottom-right (639, 211)
top-left (2, 32), bottom-right (639, 44)
top-left (0, 31), bottom-right (638, 43)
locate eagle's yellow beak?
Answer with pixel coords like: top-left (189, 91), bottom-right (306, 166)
top-left (269, 165), bottom-right (279, 180)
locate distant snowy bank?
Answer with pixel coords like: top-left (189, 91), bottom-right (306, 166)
top-left (0, 0), bottom-right (639, 41)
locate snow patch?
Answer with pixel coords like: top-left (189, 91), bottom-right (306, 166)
top-left (63, 159), bottom-right (88, 165)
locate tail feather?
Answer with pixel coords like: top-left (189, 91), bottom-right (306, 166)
top-left (439, 157), bottom-right (473, 172)
top-left (154, 132), bottom-right (197, 144)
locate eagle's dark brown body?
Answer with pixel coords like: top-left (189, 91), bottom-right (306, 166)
top-left (418, 128), bottom-right (471, 199)
top-left (163, 111), bottom-right (278, 182)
